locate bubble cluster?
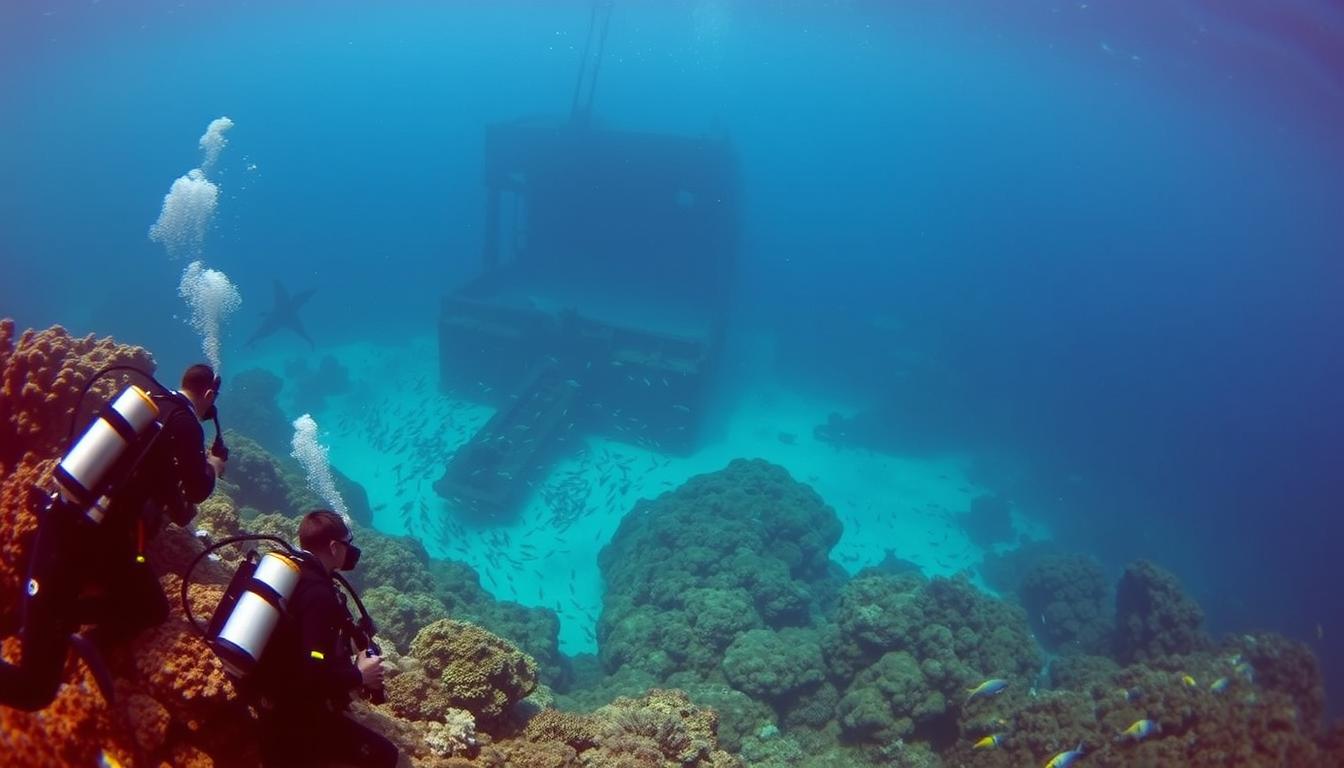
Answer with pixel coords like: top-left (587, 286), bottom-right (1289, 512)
top-left (291, 414), bottom-right (350, 521)
top-left (177, 260), bottom-right (241, 372)
top-left (198, 116), bottom-right (234, 172)
top-left (148, 169), bottom-right (219, 259)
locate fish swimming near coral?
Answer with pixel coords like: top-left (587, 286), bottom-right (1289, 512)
top-left (964, 678), bottom-right (1009, 705)
top-left (1233, 661), bottom-right (1255, 683)
top-left (247, 279), bottom-right (315, 347)
top-left (1044, 742), bottom-right (1085, 768)
top-left (1209, 676), bottom-right (1230, 693)
top-left (1119, 718), bottom-right (1157, 742)
top-left (973, 733), bottom-right (1004, 749)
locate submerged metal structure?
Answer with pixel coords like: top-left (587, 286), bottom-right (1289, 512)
top-left (435, 1), bottom-right (739, 523)
top-left (436, 119), bottom-right (739, 523)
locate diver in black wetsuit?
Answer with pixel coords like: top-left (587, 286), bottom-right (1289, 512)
top-left (0, 364), bottom-right (226, 711)
top-left (254, 510), bottom-right (397, 768)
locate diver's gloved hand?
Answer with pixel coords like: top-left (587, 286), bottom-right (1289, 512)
top-left (357, 651), bottom-right (385, 689)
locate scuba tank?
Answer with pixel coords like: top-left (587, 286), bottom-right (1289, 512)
top-left (183, 535), bottom-right (383, 690)
top-left (52, 384), bottom-right (162, 524)
top-left (208, 549), bottom-right (302, 678)
top-left (51, 364), bottom-right (228, 526)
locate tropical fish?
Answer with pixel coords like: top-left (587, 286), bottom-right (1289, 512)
top-left (973, 734), bottom-right (1004, 750)
top-left (1181, 674), bottom-right (1197, 687)
top-left (1044, 742), bottom-right (1085, 768)
top-left (1209, 677), bottom-right (1230, 693)
top-left (1120, 718), bottom-right (1157, 741)
top-left (964, 678), bottom-right (1009, 704)
top-left (1233, 661), bottom-right (1255, 683)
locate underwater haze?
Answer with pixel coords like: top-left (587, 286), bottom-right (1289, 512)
top-left (3, 0), bottom-right (1344, 733)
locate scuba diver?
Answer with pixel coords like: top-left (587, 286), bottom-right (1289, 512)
top-left (0, 363), bottom-right (227, 711)
top-left (252, 510), bottom-right (398, 768)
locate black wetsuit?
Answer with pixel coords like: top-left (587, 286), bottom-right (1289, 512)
top-left (256, 554), bottom-right (397, 768)
top-left (0, 392), bottom-right (216, 711)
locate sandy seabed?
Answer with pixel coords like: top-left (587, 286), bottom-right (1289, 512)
top-left (233, 334), bottom-right (1049, 655)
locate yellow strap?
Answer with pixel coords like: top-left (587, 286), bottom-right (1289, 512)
top-left (309, 650), bottom-right (325, 660)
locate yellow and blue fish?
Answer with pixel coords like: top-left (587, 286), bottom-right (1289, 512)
top-left (1210, 677), bottom-right (1230, 693)
top-left (973, 734), bottom-right (1005, 750)
top-left (1120, 718), bottom-right (1157, 742)
top-left (964, 678), bottom-right (1009, 705)
top-left (1044, 742), bottom-right (1085, 768)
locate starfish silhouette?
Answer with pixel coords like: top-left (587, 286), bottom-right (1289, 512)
top-left (247, 280), bottom-right (315, 348)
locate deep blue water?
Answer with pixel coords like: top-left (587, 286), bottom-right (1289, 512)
top-left (3, 0), bottom-right (1342, 713)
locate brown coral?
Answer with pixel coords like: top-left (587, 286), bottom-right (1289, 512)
top-left (400, 619), bottom-right (539, 728)
top-left (523, 707), bottom-right (602, 751)
top-left (0, 320), bottom-right (155, 468)
top-left (587, 689), bottom-right (742, 768)
top-left (0, 633), bottom-right (124, 768)
top-left (1114, 560), bottom-right (1210, 663)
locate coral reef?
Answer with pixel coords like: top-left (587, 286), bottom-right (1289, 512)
top-left (389, 618), bottom-right (539, 728)
top-left (5, 320), bottom-right (1343, 768)
top-left (0, 319), bottom-right (156, 468)
top-left (829, 572), bottom-right (1040, 686)
top-left (1114, 560), bottom-right (1210, 663)
top-left (363, 584), bottom-right (451, 652)
top-left (722, 627), bottom-right (826, 701)
top-left (1019, 554), bottom-right (1113, 654)
top-left (1, 320), bottom-right (742, 767)
top-left (497, 690), bottom-right (741, 768)
top-left (827, 573), bottom-right (1039, 748)
top-left (584, 689), bottom-right (741, 768)
top-left (941, 633), bottom-right (1341, 767)
top-left (1230, 631), bottom-right (1326, 732)
top-left (598, 459), bottom-right (843, 680)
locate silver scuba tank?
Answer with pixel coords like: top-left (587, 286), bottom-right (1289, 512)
top-left (210, 551), bottom-right (302, 678)
top-left (52, 385), bottom-right (160, 523)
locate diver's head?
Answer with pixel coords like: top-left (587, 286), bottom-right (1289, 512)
top-left (181, 363), bottom-right (221, 420)
top-left (299, 509), bottom-right (361, 573)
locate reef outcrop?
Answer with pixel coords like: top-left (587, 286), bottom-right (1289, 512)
top-left (389, 618), bottom-right (538, 727)
top-left (1019, 553), bottom-right (1113, 654)
top-left (1114, 559), bottom-right (1211, 663)
top-left (597, 458), bottom-right (844, 682)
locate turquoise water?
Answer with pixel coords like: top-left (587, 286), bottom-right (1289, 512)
top-left (3, 0), bottom-right (1342, 715)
